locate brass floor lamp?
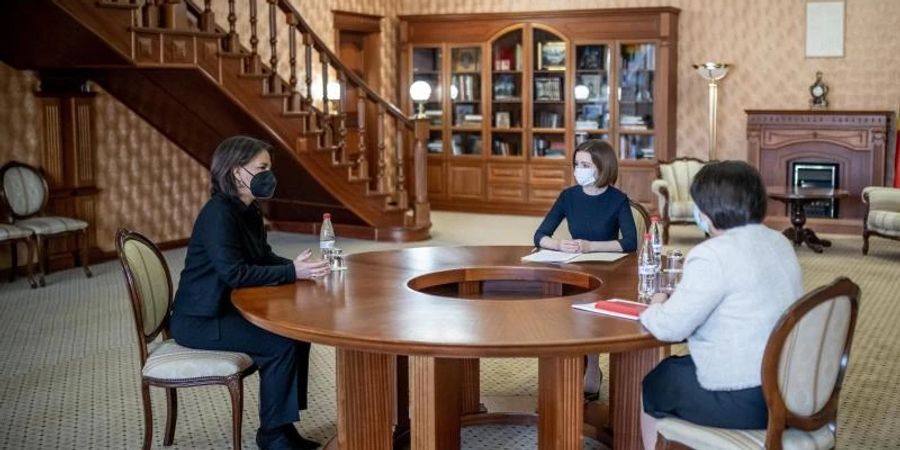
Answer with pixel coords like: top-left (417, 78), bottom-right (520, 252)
top-left (693, 62), bottom-right (730, 161)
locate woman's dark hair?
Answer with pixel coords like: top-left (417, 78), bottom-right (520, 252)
top-left (690, 160), bottom-right (767, 230)
top-left (573, 139), bottom-right (618, 186)
top-left (210, 136), bottom-right (273, 197)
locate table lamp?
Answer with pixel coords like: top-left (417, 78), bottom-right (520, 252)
top-left (409, 80), bottom-right (432, 119)
top-left (693, 62), bottom-right (730, 161)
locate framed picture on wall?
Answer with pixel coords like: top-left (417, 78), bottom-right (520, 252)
top-left (806, 1), bottom-right (845, 57)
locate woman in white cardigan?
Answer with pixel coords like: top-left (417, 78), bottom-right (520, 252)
top-left (639, 161), bottom-right (803, 449)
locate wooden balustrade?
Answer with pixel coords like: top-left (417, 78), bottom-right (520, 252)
top-left (266, 0), bottom-right (280, 93)
top-left (181, 0), bottom-right (430, 228)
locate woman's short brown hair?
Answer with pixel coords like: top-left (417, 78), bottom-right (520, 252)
top-left (573, 139), bottom-right (618, 186)
top-left (210, 135), bottom-right (272, 197)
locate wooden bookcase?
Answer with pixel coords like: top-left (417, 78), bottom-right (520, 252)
top-left (400, 8), bottom-right (679, 215)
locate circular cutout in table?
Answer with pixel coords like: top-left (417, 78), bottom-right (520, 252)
top-left (407, 266), bottom-right (603, 300)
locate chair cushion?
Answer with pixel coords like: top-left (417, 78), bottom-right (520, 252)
top-left (15, 217), bottom-right (88, 235)
top-left (868, 210), bottom-right (900, 236)
top-left (657, 417), bottom-right (834, 450)
top-left (143, 339), bottom-right (254, 381)
top-left (669, 201), bottom-right (696, 221)
top-left (0, 224), bottom-right (33, 240)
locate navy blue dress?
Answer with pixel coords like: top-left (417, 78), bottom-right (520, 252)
top-left (533, 185), bottom-right (638, 252)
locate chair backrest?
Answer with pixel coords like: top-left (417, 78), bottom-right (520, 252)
top-left (657, 157), bottom-right (706, 204)
top-left (761, 277), bottom-right (860, 448)
top-left (116, 228), bottom-right (174, 363)
top-left (0, 161), bottom-right (48, 220)
top-left (630, 200), bottom-right (650, 239)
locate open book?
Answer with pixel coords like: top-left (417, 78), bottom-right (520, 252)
top-left (572, 299), bottom-right (648, 320)
top-left (521, 249), bottom-right (627, 264)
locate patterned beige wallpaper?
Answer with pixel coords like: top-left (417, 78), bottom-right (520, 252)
top-left (399, 0), bottom-right (900, 161)
top-left (0, 62), bottom-right (208, 254)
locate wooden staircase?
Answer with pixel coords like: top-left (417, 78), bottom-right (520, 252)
top-left (0, 0), bottom-right (431, 241)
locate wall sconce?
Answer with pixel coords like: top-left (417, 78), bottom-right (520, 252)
top-left (693, 62), bottom-right (730, 161)
top-left (409, 80), bottom-right (432, 119)
top-left (574, 84), bottom-right (590, 101)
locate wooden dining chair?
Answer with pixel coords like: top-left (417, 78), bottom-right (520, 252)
top-left (655, 277), bottom-right (860, 450)
top-left (0, 223), bottom-right (38, 288)
top-left (0, 161), bottom-right (91, 286)
top-left (116, 228), bottom-right (257, 450)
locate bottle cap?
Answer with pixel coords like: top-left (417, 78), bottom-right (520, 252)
top-left (650, 215), bottom-right (659, 222)
top-left (644, 232), bottom-right (651, 240)
top-left (323, 213), bottom-right (331, 220)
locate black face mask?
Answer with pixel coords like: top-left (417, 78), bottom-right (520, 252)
top-left (241, 167), bottom-right (277, 199)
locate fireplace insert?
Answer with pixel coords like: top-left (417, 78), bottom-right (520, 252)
top-left (791, 162), bottom-right (839, 218)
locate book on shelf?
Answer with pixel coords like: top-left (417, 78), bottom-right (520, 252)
top-left (426, 140), bottom-right (443, 153)
top-left (575, 120), bottom-right (600, 130)
top-left (452, 74), bottom-right (479, 102)
top-left (537, 111), bottom-right (561, 128)
top-left (572, 299), bottom-right (648, 320)
top-left (515, 44), bottom-right (523, 71)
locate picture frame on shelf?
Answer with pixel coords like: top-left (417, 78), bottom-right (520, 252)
top-left (577, 74), bottom-right (605, 101)
top-left (579, 104), bottom-right (603, 122)
top-left (578, 46), bottom-right (604, 70)
top-left (534, 77), bottom-right (562, 101)
top-left (454, 48), bottom-right (480, 72)
top-left (538, 41), bottom-right (566, 71)
top-left (495, 111), bottom-right (511, 129)
top-left (493, 74), bottom-right (517, 100)
top-left (454, 104), bottom-right (475, 126)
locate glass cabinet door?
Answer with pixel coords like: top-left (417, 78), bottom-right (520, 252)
top-left (490, 28), bottom-right (524, 157)
top-left (450, 46), bottom-right (483, 156)
top-left (617, 43), bottom-right (656, 160)
top-left (412, 47), bottom-right (444, 154)
top-left (532, 28), bottom-right (567, 160)
top-left (574, 44), bottom-right (611, 145)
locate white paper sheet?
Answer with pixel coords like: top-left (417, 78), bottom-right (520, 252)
top-left (521, 250), bottom-right (628, 264)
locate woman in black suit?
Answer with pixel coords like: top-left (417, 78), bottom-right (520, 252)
top-left (171, 136), bottom-right (329, 450)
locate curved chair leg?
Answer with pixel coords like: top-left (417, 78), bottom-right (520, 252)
top-left (24, 237), bottom-right (37, 289)
top-left (79, 229), bottom-right (93, 278)
top-left (862, 231), bottom-right (870, 255)
top-left (662, 220), bottom-right (670, 245)
top-left (34, 234), bottom-right (46, 287)
top-left (8, 241), bottom-right (16, 283)
top-left (163, 388), bottom-right (177, 446)
top-left (141, 382), bottom-right (153, 450)
top-left (226, 376), bottom-right (244, 450)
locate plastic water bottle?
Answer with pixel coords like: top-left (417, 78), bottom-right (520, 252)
top-left (649, 215), bottom-right (663, 268)
top-left (320, 213), bottom-right (335, 252)
top-left (638, 233), bottom-right (658, 302)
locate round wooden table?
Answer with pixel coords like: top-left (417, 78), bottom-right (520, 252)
top-left (232, 246), bottom-right (666, 450)
top-left (767, 186), bottom-right (850, 253)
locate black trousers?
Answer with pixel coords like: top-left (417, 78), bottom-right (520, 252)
top-left (170, 308), bottom-right (311, 430)
top-left (642, 355), bottom-right (768, 429)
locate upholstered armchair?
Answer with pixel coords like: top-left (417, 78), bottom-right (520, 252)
top-left (862, 186), bottom-right (900, 255)
top-left (651, 158), bottom-right (707, 244)
top-left (655, 277), bottom-right (860, 450)
top-left (0, 161), bottom-right (91, 286)
top-left (116, 229), bottom-right (257, 450)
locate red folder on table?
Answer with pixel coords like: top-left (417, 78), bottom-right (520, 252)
top-left (572, 299), bottom-right (648, 320)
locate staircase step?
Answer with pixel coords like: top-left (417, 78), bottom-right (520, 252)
top-left (366, 190), bottom-right (390, 198)
top-left (283, 110), bottom-right (310, 117)
top-left (348, 177), bottom-right (372, 184)
top-left (261, 91), bottom-right (290, 99)
top-left (97, 1), bottom-right (141, 9)
top-left (130, 26), bottom-right (225, 39)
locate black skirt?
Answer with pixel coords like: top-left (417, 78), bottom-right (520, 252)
top-left (642, 355), bottom-right (768, 429)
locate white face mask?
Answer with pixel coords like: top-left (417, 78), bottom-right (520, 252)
top-left (574, 167), bottom-right (597, 187)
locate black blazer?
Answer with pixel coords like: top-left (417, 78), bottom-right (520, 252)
top-left (172, 193), bottom-right (296, 318)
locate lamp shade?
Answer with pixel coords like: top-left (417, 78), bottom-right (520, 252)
top-left (574, 84), bottom-right (590, 101)
top-left (326, 81), bottom-right (341, 101)
top-left (693, 62), bottom-right (729, 81)
top-left (409, 80), bottom-right (432, 102)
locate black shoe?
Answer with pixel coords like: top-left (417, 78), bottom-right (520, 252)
top-left (583, 368), bottom-right (603, 402)
top-left (281, 424), bottom-right (321, 450)
top-left (256, 427), bottom-right (295, 450)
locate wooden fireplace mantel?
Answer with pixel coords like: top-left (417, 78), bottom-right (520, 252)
top-left (746, 109), bottom-right (895, 235)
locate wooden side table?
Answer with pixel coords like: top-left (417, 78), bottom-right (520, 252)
top-left (767, 186), bottom-right (850, 253)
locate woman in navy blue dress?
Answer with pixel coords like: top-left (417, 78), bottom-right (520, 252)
top-left (534, 139), bottom-right (638, 398)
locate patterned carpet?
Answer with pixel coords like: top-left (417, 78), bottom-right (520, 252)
top-left (0, 211), bottom-right (898, 449)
